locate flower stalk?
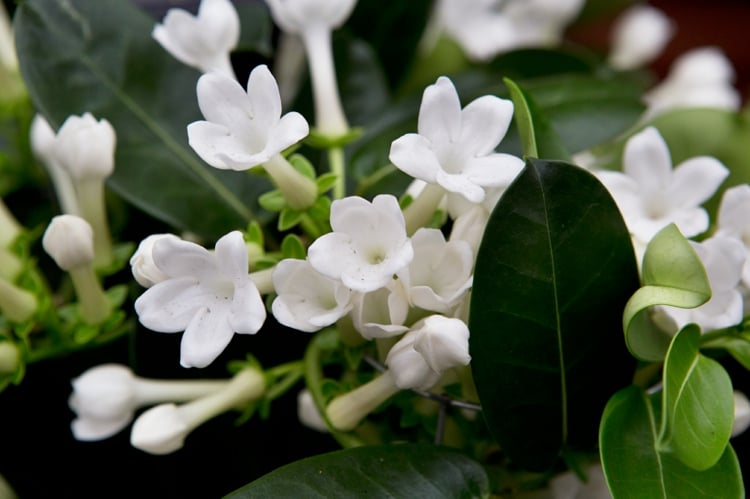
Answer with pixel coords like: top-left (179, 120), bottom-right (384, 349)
top-left (325, 370), bottom-right (400, 431)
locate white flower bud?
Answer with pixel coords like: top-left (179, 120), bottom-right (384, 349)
top-left (264, 0), bottom-right (357, 35)
top-left (54, 113), bottom-right (116, 181)
top-left (608, 5), bottom-right (674, 70)
top-left (413, 315), bottom-right (471, 374)
top-left (130, 233), bottom-right (181, 288)
top-left (29, 114), bottom-right (57, 165)
top-left (732, 390), bottom-right (750, 438)
top-left (130, 403), bottom-right (189, 455)
top-left (42, 215), bottom-right (95, 271)
top-left (297, 389), bottom-right (328, 433)
top-left (69, 364), bottom-right (138, 441)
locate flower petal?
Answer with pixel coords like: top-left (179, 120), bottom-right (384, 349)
top-left (152, 236), bottom-right (218, 280)
top-left (435, 169), bottom-right (486, 203)
top-left (458, 95), bottom-right (514, 155)
top-left (417, 76), bottom-right (462, 144)
top-left (179, 305), bottom-right (234, 368)
top-left (71, 413), bottom-right (133, 441)
top-left (246, 65), bottom-right (283, 133)
top-left (622, 127), bottom-right (672, 190)
top-left (135, 278), bottom-right (208, 332)
top-left (229, 277), bottom-right (266, 334)
top-left (389, 133), bottom-right (442, 183)
top-left (196, 72), bottom-right (255, 129)
top-left (668, 156), bottom-right (728, 208)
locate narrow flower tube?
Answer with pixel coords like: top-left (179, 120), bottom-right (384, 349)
top-left (130, 367), bottom-right (265, 454)
top-left (0, 198), bottom-right (22, 248)
top-left (0, 278), bottom-right (37, 323)
top-left (69, 363), bottom-right (231, 441)
top-left (325, 370), bottom-right (401, 431)
top-left (0, 341), bottom-right (20, 375)
top-left (42, 215), bottom-right (111, 325)
top-left (263, 0), bottom-right (356, 137)
top-left (30, 114), bottom-right (80, 216)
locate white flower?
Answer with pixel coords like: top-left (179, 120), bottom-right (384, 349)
top-left (187, 65), bottom-right (309, 171)
top-left (54, 113), bottom-right (116, 181)
top-left (350, 283), bottom-right (410, 340)
top-left (386, 315), bottom-right (471, 391)
top-left (130, 234), bottom-right (182, 288)
top-left (660, 236), bottom-right (745, 332)
top-left (435, 0), bottom-right (584, 62)
top-left (595, 127), bottom-right (728, 245)
top-left (271, 258), bottom-right (352, 333)
top-left (134, 231), bottom-right (266, 368)
top-left (398, 228), bottom-right (473, 314)
top-left (42, 215), bottom-right (95, 271)
top-left (644, 47), bottom-right (741, 119)
top-left (307, 195), bottom-right (413, 293)
top-left (263, 0), bottom-right (357, 34)
top-left (389, 76), bottom-right (523, 204)
top-left (297, 389), bottom-right (328, 433)
top-left (130, 368), bottom-right (265, 454)
top-left (152, 0), bottom-right (240, 78)
top-left (608, 5), bottom-right (675, 71)
top-left (716, 184), bottom-right (750, 286)
top-left (449, 204), bottom-right (490, 257)
top-left (69, 363), bottom-right (229, 441)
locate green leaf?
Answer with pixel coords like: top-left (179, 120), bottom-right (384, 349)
top-left (622, 224), bottom-right (711, 361)
top-left (258, 190), bottom-right (286, 212)
top-left (469, 159), bottom-right (638, 471)
top-left (600, 386), bottom-right (744, 499)
top-left (278, 208), bottom-right (302, 231)
top-left (14, 0), bottom-right (268, 240)
top-left (224, 443), bottom-right (490, 499)
top-left (503, 78), bottom-right (570, 161)
top-left (658, 325), bottom-right (734, 470)
top-left (718, 336), bottom-right (750, 370)
top-left (280, 234), bottom-right (306, 260)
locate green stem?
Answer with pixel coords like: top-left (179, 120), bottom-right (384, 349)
top-left (328, 146), bottom-right (346, 199)
top-left (266, 361), bottom-right (305, 402)
top-left (303, 328), bottom-right (365, 448)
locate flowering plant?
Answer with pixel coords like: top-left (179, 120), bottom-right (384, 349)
top-left (0, 0), bottom-right (749, 497)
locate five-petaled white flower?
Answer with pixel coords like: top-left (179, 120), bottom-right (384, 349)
top-left (307, 195), bottom-right (414, 293)
top-left (389, 76), bottom-right (523, 204)
top-left (271, 258), bottom-right (352, 333)
top-left (187, 64), bottom-right (309, 171)
top-left (595, 126), bottom-right (728, 247)
top-left (152, 0), bottom-right (240, 78)
top-left (350, 282), bottom-right (410, 340)
top-left (134, 231), bottom-right (266, 368)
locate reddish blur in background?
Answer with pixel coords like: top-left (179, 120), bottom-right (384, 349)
top-left (569, 0), bottom-right (750, 102)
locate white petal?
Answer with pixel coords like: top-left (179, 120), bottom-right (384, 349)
top-left (135, 278), bottom-right (209, 332)
top-left (152, 236), bottom-right (218, 281)
top-left (229, 277), bottom-right (266, 334)
top-left (668, 156), bottom-right (728, 208)
top-left (435, 169), bottom-right (485, 203)
top-left (71, 413), bottom-right (133, 441)
top-left (623, 127), bottom-right (672, 190)
top-left (246, 65), bottom-right (282, 132)
top-left (458, 96), bottom-right (514, 155)
top-left (417, 77), bottom-right (462, 144)
top-left (196, 72), bottom-right (255, 128)
top-left (389, 133), bottom-right (441, 183)
top-left (307, 232), bottom-right (358, 281)
top-left (214, 231), bottom-right (248, 278)
top-left (179, 305), bottom-right (234, 368)
top-left (265, 111), bottom-right (309, 156)
top-left (199, 0), bottom-right (240, 53)
top-left (718, 185), bottom-right (750, 236)
top-left (461, 153), bottom-right (524, 187)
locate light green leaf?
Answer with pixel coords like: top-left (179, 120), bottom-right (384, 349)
top-left (658, 325), bottom-right (734, 470)
top-left (600, 386), bottom-right (744, 499)
top-left (622, 224), bottom-right (711, 361)
top-left (224, 443), bottom-right (490, 498)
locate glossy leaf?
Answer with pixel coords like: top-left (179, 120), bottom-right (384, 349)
top-left (469, 159), bottom-right (638, 471)
top-left (503, 78), bottom-right (570, 161)
top-left (14, 0), bottom-right (270, 240)
top-left (600, 385), bottom-right (744, 499)
top-left (658, 325), bottom-right (734, 470)
top-left (225, 443), bottom-right (490, 498)
top-left (622, 224), bottom-right (711, 361)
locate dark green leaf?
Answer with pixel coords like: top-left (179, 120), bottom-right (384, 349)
top-left (658, 325), bottom-right (734, 470)
top-left (225, 443), bottom-right (489, 499)
top-left (622, 224), bottom-right (711, 361)
top-left (469, 159), bottom-right (638, 471)
top-left (600, 385), bottom-right (744, 499)
top-left (14, 0), bottom-right (269, 240)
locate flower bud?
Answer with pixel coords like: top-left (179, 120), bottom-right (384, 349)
top-left (0, 340), bottom-right (20, 375)
top-left (130, 403), bottom-right (189, 454)
top-left (54, 113), bottom-right (116, 181)
top-left (608, 5), bottom-right (674, 70)
top-left (297, 389), bottom-right (328, 433)
top-left (42, 215), bottom-right (95, 271)
top-left (732, 390), bottom-right (750, 438)
top-left (130, 233), bottom-right (181, 287)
